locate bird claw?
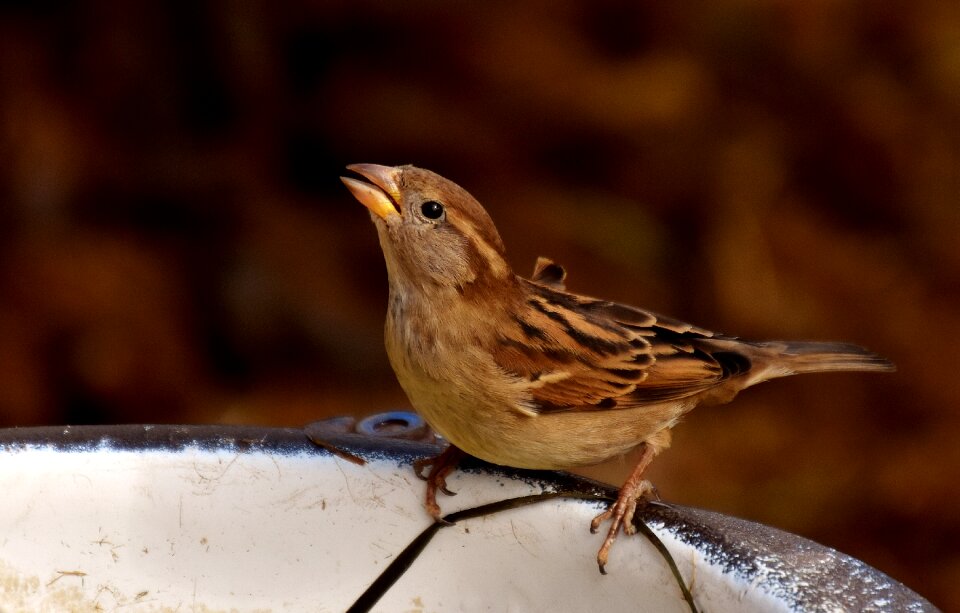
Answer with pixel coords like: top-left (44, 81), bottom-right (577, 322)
top-left (439, 483), bottom-right (457, 497)
top-left (413, 454), bottom-right (459, 496)
top-left (412, 456), bottom-right (433, 481)
top-left (589, 509), bottom-right (609, 534)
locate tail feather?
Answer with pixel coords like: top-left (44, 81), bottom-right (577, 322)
top-left (753, 341), bottom-right (896, 379)
top-left (702, 338), bottom-right (895, 390)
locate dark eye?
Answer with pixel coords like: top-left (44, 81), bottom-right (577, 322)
top-left (420, 201), bottom-right (444, 220)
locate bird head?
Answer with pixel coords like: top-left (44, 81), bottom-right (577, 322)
top-left (341, 164), bottom-right (512, 292)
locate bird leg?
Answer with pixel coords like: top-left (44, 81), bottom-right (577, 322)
top-left (413, 444), bottom-right (465, 521)
top-left (590, 443), bottom-right (658, 574)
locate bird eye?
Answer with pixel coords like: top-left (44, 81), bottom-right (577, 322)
top-left (420, 201), bottom-right (444, 220)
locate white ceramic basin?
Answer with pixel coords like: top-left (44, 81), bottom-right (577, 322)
top-left (0, 419), bottom-right (936, 612)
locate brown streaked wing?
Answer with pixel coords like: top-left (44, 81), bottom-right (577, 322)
top-left (492, 281), bottom-right (735, 413)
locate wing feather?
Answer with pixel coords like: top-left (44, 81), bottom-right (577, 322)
top-left (492, 278), bottom-right (738, 413)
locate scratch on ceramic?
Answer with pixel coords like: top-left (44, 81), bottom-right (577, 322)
top-left (192, 453), bottom-right (241, 489)
top-left (509, 520), bottom-right (539, 559)
top-left (333, 457), bottom-right (359, 507)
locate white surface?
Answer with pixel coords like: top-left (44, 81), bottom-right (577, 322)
top-left (0, 442), bottom-right (791, 612)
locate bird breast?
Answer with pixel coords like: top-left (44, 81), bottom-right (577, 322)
top-left (383, 287), bottom-right (540, 455)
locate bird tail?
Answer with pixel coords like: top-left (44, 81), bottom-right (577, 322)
top-left (702, 338), bottom-right (895, 390)
top-left (750, 340), bottom-right (896, 380)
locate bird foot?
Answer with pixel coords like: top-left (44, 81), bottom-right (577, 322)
top-left (591, 479), bottom-right (657, 573)
top-left (590, 443), bottom-right (658, 574)
top-left (412, 445), bottom-right (465, 522)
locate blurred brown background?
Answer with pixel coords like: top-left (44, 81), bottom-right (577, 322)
top-left (1, 1), bottom-right (957, 608)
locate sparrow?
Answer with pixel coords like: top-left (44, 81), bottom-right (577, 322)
top-left (340, 163), bottom-right (894, 573)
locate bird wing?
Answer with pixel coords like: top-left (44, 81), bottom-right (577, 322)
top-left (493, 279), bottom-right (746, 412)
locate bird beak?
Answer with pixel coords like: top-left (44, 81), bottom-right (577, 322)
top-left (341, 164), bottom-right (402, 220)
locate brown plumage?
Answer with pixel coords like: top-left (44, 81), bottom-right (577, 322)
top-left (341, 163), bottom-right (894, 573)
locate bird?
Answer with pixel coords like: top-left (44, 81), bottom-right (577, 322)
top-left (340, 163), bottom-right (894, 573)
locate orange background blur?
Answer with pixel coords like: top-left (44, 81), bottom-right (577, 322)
top-left (1, 2), bottom-right (957, 608)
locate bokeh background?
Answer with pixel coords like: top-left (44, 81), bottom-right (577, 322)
top-left (1, 1), bottom-right (957, 608)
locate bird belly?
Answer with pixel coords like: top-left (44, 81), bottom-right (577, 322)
top-left (392, 354), bottom-right (679, 470)
top-left (452, 403), bottom-right (680, 469)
